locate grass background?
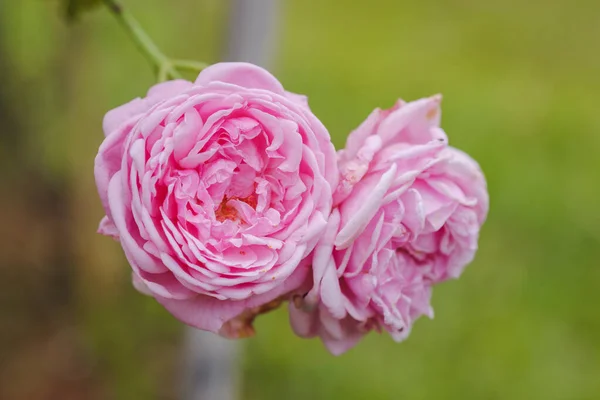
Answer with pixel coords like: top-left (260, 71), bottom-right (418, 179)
top-left (1, 0), bottom-right (599, 399)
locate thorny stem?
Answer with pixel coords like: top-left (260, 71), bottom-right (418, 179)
top-left (102, 0), bottom-right (198, 81)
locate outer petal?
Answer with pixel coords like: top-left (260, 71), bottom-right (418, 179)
top-left (335, 163), bottom-right (397, 249)
top-left (289, 301), bottom-right (319, 337)
top-left (156, 295), bottom-right (248, 334)
top-left (103, 79), bottom-right (193, 136)
top-left (442, 147), bottom-right (489, 224)
top-left (106, 172), bottom-right (167, 274)
top-left (376, 95), bottom-right (443, 145)
top-left (340, 107), bottom-right (383, 160)
top-left (98, 215), bottom-right (119, 239)
top-left (159, 263), bottom-right (310, 335)
top-left (289, 303), bottom-right (365, 356)
top-left (334, 134), bottom-right (382, 205)
top-left (321, 322), bottom-right (364, 356)
top-left (147, 79), bottom-right (193, 99)
top-left (195, 62), bottom-right (285, 94)
top-left (94, 124), bottom-right (130, 215)
top-left (304, 209), bottom-right (341, 307)
top-left (103, 98), bottom-right (147, 136)
top-left (285, 91), bottom-right (310, 109)
top-left (132, 272), bottom-right (153, 296)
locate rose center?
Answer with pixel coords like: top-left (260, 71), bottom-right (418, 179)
top-left (215, 193), bottom-right (258, 223)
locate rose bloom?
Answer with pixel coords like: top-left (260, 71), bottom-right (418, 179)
top-left (290, 95), bottom-right (489, 354)
top-left (95, 63), bottom-right (338, 337)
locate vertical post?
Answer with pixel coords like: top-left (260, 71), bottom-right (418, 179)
top-left (224, 0), bottom-right (280, 67)
top-left (180, 1), bottom-right (280, 399)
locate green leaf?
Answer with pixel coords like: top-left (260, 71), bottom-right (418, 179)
top-left (62, 0), bottom-right (104, 21)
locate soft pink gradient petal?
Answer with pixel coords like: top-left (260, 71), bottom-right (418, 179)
top-left (304, 209), bottom-right (341, 308)
top-left (103, 98), bottom-right (146, 136)
top-left (157, 294), bottom-right (248, 333)
top-left (335, 164), bottom-right (397, 249)
top-left (195, 62), bottom-right (285, 94)
top-left (94, 123), bottom-right (130, 215)
top-left (98, 216), bottom-right (119, 239)
top-left (285, 91), bottom-right (310, 109)
top-left (103, 79), bottom-right (194, 136)
top-left (147, 79), bottom-right (194, 99)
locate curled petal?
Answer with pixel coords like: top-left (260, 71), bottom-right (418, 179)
top-left (195, 62), bottom-right (285, 94)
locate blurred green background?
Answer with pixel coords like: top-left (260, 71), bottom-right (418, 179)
top-left (1, 0), bottom-right (599, 399)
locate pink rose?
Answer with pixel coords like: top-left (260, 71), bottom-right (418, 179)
top-left (95, 62), bottom-right (338, 337)
top-left (290, 95), bottom-right (488, 354)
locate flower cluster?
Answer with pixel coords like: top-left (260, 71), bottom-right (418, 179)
top-left (95, 63), bottom-right (488, 354)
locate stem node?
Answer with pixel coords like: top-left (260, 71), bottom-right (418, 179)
top-left (101, 0), bottom-right (190, 81)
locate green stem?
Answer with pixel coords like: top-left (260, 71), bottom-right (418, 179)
top-left (157, 62), bottom-right (172, 82)
top-left (171, 59), bottom-right (210, 73)
top-left (101, 0), bottom-right (182, 80)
